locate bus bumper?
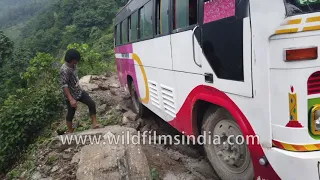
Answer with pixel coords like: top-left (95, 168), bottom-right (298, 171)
top-left (267, 147), bottom-right (320, 180)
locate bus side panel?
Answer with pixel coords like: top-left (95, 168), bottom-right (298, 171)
top-left (132, 36), bottom-right (175, 121)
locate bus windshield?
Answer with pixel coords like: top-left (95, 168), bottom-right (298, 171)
top-left (285, 0), bottom-right (320, 16)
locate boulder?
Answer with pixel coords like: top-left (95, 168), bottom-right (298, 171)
top-left (98, 82), bottom-right (110, 91)
top-left (97, 104), bottom-right (107, 114)
top-left (40, 177), bottom-right (53, 180)
top-left (51, 165), bottom-right (59, 173)
top-left (74, 126), bottom-right (151, 180)
top-left (110, 83), bottom-right (120, 88)
top-left (110, 89), bottom-right (118, 96)
top-left (79, 75), bottom-right (100, 91)
top-left (81, 84), bottom-right (99, 91)
top-left (79, 75), bottom-right (92, 84)
top-left (31, 171), bottom-right (42, 180)
top-left (123, 110), bottom-right (137, 121)
top-left (91, 75), bottom-right (100, 80)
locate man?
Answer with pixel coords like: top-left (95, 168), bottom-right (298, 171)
top-left (60, 49), bottom-right (101, 133)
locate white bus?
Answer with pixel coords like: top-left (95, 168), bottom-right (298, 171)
top-left (114, 0), bottom-right (320, 179)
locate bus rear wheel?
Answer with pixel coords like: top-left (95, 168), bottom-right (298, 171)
top-left (129, 81), bottom-right (146, 117)
top-left (201, 107), bottom-right (254, 180)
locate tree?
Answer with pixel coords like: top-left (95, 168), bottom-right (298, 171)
top-left (0, 31), bottom-right (13, 68)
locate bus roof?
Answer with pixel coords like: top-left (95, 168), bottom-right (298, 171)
top-left (115, 0), bottom-right (150, 25)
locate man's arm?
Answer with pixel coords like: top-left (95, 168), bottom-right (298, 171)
top-left (61, 69), bottom-right (77, 108)
top-left (63, 87), bottom-right (77, 108)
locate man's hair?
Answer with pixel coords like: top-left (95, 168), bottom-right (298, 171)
top-left (65, 49), bottom-right (81, 63)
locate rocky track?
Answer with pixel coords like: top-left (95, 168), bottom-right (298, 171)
top-left (14, 74), bottom-right (219, 180)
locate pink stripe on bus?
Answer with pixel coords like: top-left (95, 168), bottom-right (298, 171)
top-left (115, 44), bottom-right (133, 54)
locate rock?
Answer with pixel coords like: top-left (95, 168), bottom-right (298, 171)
top-left (169, 152), bottom-right (181, 161)
top-left (101, 76), bottom-right (107, 80)
top-left (64, 148), bottom-right (72, 153)
top-left (110, 83), bottom-right (120, 88)
top-left (115, 104), bottom-right (121, 111)
top-left (40, 165), bottom-right (51, 175)
top-left (124, 121), bottom-right (141, 130)
top-left (81, 83), bottom-right (99, 91)
top-left (163, 172), bottom-right (194, 180)
top-left (62, 153), bottom-right (73, 160)
top-left (98, 82), bottom-right (110, 91)
top-left (79, 75), bottom-right (100, 91)
top-left (75, 126), bottom-right (151, 180)
top-left (122, 116), bottom-right (129, 125)
top-left (110, 89), bottom-right (117, 96)
top-left (104, 72), bottom-right (112, 77)
top-left (79, 75), bottom-right (92, 84)
top-left (123, 111), bottom-right (137, 121)
top-left (51, 165), bottom-right (59, 173)
top-left (123, 94), bottom-right (131, 100)
top-left (71, 152), bottom-right (81, 164)
top-left (20, 171), bottom-right (27, 179)
top-left (31, 171), bottom-right (42, 180)
top-left (150, 123), bottom-right (159, 130)
top-left (97, 104), bottom-right (107, 114)
top-left (40, 177), bottom-right (53, 180)
top-left (91, 75), bottom-right (100, 80)
top-left (140, 124), bottom-right (151, 133)
top-left (186, 159), bottom-right (218, 179)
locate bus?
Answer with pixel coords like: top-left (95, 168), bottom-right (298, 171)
top-left (114, 0), bottom-right (320, 179)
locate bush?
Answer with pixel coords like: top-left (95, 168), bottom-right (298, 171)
top-left (0, 53), bottom-right (63, 173)
top-left (66, 43), bottom-right (114, 77)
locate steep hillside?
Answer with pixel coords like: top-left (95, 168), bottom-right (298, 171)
top-left (0, 0), bottom-right (127, 174)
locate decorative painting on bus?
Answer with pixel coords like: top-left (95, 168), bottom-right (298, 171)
top-left (286, 86), bottom-right (303, 128)
top-left (203, 0), bottom-right (235, 24)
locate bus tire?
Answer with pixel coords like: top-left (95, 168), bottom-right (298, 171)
top-left (201, 107), bottom-right (254, 180)
top-left (129, 81), bottom-right (146, 117)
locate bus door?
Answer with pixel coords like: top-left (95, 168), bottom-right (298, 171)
top-left (171, 0), bottom-right (203, 75)
top-left (198, 0), bottom-right (253, 97)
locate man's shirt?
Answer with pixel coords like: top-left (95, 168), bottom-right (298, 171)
top-left (60, 63), bottom-right (82, 100)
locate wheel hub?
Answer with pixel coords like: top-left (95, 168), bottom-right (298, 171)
top-left (212, 119), bottom-right (251, 174)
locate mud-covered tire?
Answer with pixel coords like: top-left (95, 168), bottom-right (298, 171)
top-left (201, 107), bottom-right (254, 180)
top-left (129, 81), bottom-right (146, 117)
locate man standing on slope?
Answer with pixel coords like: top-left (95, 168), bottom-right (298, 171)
top-left (60, 49), bottom-right (101, 133)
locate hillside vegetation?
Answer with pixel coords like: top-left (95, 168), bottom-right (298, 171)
top-left (0, 0), bottom-right (126, 174)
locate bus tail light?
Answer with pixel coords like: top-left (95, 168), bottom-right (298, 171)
top-left (285, 47), bottom-right (318, 61)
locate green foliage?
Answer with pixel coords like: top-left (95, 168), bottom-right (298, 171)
top-left (0, 31), bottom-right (14, 67)
top-left (0, 0), bottom-right (127, 174)
top-left (0, 0), bottom-right (52, 28)
top-left (7, 120), bottom-right (61, 179)
top-left (22, 53), bottom-right (58, 85)
top-left (150, 168), bottom-right (160, 180)
top-left (0, 53), bottom-right (63, 173)
top-left (19, 0), bottom-right (126, 55)
top-left (67, 43), bottom-right (114, 77)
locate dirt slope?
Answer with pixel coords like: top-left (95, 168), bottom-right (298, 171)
top-left (9, 74), bottom-right (219, 180)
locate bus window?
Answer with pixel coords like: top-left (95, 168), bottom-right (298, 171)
top-left (116, 25), bottom-right (121, 46)
top-left (131, 11), bottom-right (139, 41)
top-left (285, 0), bottom-right (320, 16)
top-left (121, 19), bottom-right (129, 44)
top-left (139, 1), bottom-right (153, 39)
top-left (156, 0), bottom-right (170, 35)
top-left (173, 0), bottom-right (198, 30)
top-left (201, 0), bottom-right (248, 81)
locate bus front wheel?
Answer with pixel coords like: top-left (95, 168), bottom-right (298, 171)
top-left (201, 107), bottom-right (254, 180)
